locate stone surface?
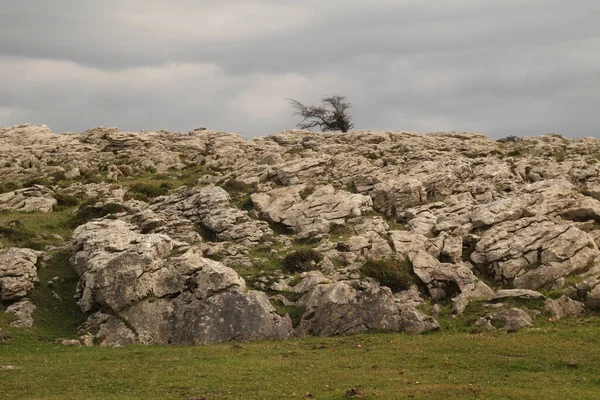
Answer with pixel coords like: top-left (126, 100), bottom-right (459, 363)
top-left (471, 217), bottom-right (599, 290)
top-left (296, 282), bottom-right (439, 336)
top-left (71, 218), bottom-right (293, 345)
top-left (409, 250), bottom-right (494, 314)
top-left (0, 185), bottom-right (57, 213)
top-left (491, 289), bottom-right (546, 301)
top-left (543, 296), bottom-right (586, 320)
top-left (475, 308), bottom-right (533, 331)
top-left (0, 248), bottom-right (40, 301)
top-left (251, 184), bottom-right (372, 237)
top-left (3, 123), bottom-right (600, 344)
top-left (6, 298), bottom-right (36, 327)
top-left (154, 186), bottom-right (271, 246)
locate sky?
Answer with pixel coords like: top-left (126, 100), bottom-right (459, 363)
top-left (1, 0), bottom-right (599, 139)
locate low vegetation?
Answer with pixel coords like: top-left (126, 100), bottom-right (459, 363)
top-left (2, 316), bottom-right (600, 399)
top-left (282, 249), bottom-right (324, 273)
top-left (67, 201), bottom-right (129, 228)
top-left (125, 182), bottom-right (172, 202)
top-left (0, 209), bottom-right (76, 249)
top-left (360, 258), bottom-right (415, 292)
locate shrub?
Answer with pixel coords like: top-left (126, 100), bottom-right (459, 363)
top-left (128, 182), bottom-right (171, 199)
top-left (282, 250), bottom-right (324, 273)
top-left (360, 258), bottom-right (415, 292)
top-left (54, 193), bottom-right (81, 209)
top-left (68, 202), bottom-right (128, 228)
top-left (195, 223), bottom-right (218, 242)
top-left (497, 135), bottom-right (522, 143)
top-left (345, 182), bottom-right (358, 194)
top-left (221, 179), bottom-right (251, 194)
top-left (288, 95), bottom-right (354, 133)
top-left (270, 300), bottom-right (306, 327)
top-left (23, 177), bottom-right (51, 188)
top-left (299, 186), bottom-right (314, 200)
top-left (51, 171), bottom-right (68, 183)
top-left (0, 182), bottom-right (20, 194)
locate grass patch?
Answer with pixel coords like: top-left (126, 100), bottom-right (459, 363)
top-left (27, 250), bottom-right (87, 341)
top-left (53, 193), bottom-right (84, 211)
top-left (523, 262), bottom-right (541, 272)
top-left (345, 181), bottom-right (358, 193)
top-left (117, 165), bottom-right (208, 191)
top-left (386, 218), bottom-right (408, 231)
top-left (269, 300), bottom-right (306, 328)
top-left (232, 194), bottom-right (254, 211)
top-left (125, 182), bottom-right (171, 202)
top-left (0, 209), bottom-right (76, 249)
top-left (22, 177), bottom-right (52, 188)
top-left (329, 224), bottom-right (354, 241)
top-left (2, 319), bottom-right (600, 399)
top-left (268, 221), bottom-right (295, 235)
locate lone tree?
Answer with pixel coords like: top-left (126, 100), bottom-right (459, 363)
top-left (288, 95), bottom-right (354, 133)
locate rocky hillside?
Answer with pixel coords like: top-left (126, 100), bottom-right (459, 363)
top-left (1, 123), bottom-right (600, 346)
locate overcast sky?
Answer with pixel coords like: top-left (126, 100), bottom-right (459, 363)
top-left (1, 1), bottom-right (599, 138)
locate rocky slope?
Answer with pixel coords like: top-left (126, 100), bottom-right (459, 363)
top-left (1, 123), bottom-right (600, 345)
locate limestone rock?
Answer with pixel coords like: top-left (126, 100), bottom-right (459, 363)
top-left (470, 198), bottom-right (534, 229)
top-left (0, 248), bottom-right (40, 301)
top-left (274, 158), bottom-right (328, 185)
top-left (4, 123), bottom-right (600, 343)
top-left (154, 186), bottom-right (271, 246)
top-left (564, 278), bottom-right (600, 310)
top-left (409, 250), bottom-right (493, 314)
top-left (6, 298), bottom-right (36, 327)
top-left (0, 185), bottom-right (57, 213)
top-left (471, 217), bottom-right (599, 289)
top-left (335, 232), bottom-right (394, 260)
top-left (252, 184), bottom-right (372, 237)
top-left (543, 296), bottom-right (585, 320)
top-left (296, 282), bottom-right (438, 336)
top-left (371, 177), bottom-right (426, 216)
top-left (61, 339), bottom-right (82, 347)
top-left (71, 219), bottom-right (292, 345)
top-left (491, 289), bottom-right (545, 301)
top-left (475, 308), bottom-right (533, 331)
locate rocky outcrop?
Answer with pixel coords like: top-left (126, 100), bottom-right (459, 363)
top-left (0, 248), bottom-right (40, 301)
top-left (543, 296), bottom-right (586, 320)
top-left (252, 184), bottom-right (372, 238)
top-left (0, 186), bottom-right (56, 213)
top-left (471, 217), bottom-right (599, 289)
top-left (71, 218), bottom-right (292, 345)
top-left (475, 308), bottom-right (533, 331)
top-left (296, 283), bottom-right (439, 336)
top-left (409, 250), bottom-right (494, 314)
top-left (154, 186), bottom-right (271, 246)
top-left (5, 298), bottom-right (36, 328)
top-left (4, 123), bottom-right (600, 344)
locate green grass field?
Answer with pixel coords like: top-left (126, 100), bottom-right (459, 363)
top-left (2, 316), bottom-right (600, 400)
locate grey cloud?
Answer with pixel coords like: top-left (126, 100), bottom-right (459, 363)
top-left (0, 0), bottom-right (598, 138)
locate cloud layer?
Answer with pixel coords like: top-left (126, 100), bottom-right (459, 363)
top-left (1, 0), bottom-right (599, 138)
